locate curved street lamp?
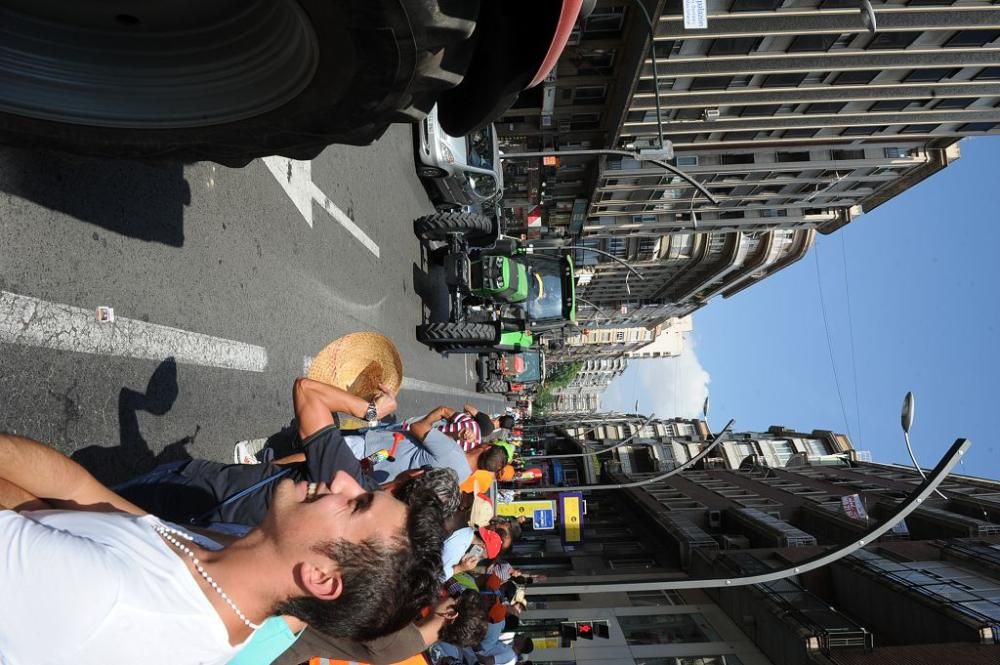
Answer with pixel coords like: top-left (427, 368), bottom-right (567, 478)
top-left (527, 437), bottom-right (970, 594)
top-left (901, 391), bottom-right (947, 499)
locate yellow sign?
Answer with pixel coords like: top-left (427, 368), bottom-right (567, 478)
top-left (498, 499), bottom-right (556, 519)
top-left (562, 495), bottom-right (582, 542)
top-left (534, 637), bottom-right (560, 650)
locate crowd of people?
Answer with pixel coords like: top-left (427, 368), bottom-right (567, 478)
top-left (0, 336), bottom-right (538, 665)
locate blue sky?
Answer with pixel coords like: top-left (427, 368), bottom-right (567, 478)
top-left (604, 136), bottom-right (1000, 480)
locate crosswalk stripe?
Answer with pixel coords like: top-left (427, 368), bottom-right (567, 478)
top-left (0, 290), bottom-right (268, 372)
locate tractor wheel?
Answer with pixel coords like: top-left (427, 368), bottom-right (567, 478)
top-left (477, 380), bottom-right (508, 394)
top-left (416, 322), bottom-right (497, 348)
top-left (0, 0), bottom-right (480, 166)
top-left (413, 211), bottom-right (493, 241)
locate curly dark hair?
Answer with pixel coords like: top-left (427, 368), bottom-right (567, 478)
top-left (395, 467), bottom-right (461, 519)
top-left (477, 445), bottom-right (508, 472)
top-left (438, 589), bottom-right (489, 647)
top-left (274, 489), bottom-right (445, 641)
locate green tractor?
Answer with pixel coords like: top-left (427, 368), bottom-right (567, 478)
top-left (477, 346), bottom-right (546, 396)
top-left (414, 211), bottom-right (576, 353)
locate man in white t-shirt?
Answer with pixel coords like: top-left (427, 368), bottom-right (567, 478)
top-left (0, 432), bottom-right (446, 665)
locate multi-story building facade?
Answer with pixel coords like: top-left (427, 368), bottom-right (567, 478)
top-left (551, 315), bottom-right (692, 363)
top-left (509, 414), bottom-right (1000, 664)
top-left (498, 2), bottom-right (1000, 327)
top-left (547, 358), bottom-right (630, 413)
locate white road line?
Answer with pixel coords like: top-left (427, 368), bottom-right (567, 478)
top-left (302, 356), bottom-right (499, 401)
top-left (262, 156), bottom-right (380, 258)
top-left (1, 291), bottom-right (268, 372)
top-left (402, 376), bottom-right (494, 401)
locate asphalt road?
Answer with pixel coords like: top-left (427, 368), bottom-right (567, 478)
top-left (0, 125), bottom-right (505, 484)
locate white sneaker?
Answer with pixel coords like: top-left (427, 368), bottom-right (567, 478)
top-left (233, 438), bottom-right (268, 464)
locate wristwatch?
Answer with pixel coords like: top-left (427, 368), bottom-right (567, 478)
top-left (365, 401), bottom-right (379, 428)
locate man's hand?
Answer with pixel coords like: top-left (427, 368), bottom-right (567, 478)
top-left (294, 377), bottom-right (371, 440)
top-left (373, 382), bottom-right (398, 420)
top-left (0, 434), bottom-right (145, 515)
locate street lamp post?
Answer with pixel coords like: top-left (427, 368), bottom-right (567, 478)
top-left (901, 391), bottom-right (947, 499)
top-left (526, 437), bottom-right (970, 594)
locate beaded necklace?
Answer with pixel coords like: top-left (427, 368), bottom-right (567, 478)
top-left (154, 524), bottom-right (262, 630)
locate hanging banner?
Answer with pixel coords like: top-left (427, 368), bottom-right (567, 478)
top-left (841, 493), bottom-right (868, 520)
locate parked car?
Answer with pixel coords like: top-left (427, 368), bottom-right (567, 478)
top-left (416, 106), bottom-right (503, 210)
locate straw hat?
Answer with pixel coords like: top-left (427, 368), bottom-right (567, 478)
top-left (307, 332), bottom-right (403, 401)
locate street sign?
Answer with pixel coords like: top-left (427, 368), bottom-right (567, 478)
top-left (533, 508), bottom-right (555, 530)
top-left (498, 498), bottom-right (556, 520)
top-left (560, 492), bottom-right (585, 543)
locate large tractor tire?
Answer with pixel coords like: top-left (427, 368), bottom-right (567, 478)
top-left (413, 211), bottom-right (493, 242)
top-left (477, 380), bottom-right (509, 394)
top-left (0, 0), bottom-right (480, 166)
top-left (416, 322), bottom-right (497, 348)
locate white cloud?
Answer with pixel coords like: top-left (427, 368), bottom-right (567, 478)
top-left (602, 335), bottom-right (711, 418)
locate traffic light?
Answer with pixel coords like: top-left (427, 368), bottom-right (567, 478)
top-left (560, 620), bottom-right (610, 645)
top-left (595, 620), bottom-right (610, 639)
top-left (560, 621), bottom-right (577, 644)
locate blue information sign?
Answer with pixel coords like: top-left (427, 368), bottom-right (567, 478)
top-left (533, 508), bottom-right (555, 530)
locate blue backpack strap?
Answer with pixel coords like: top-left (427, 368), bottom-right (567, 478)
top-left (190, 467), bottom-right (292, 525)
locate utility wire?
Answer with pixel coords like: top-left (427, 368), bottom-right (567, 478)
top-left (814, 245), bottom-right (854, 440)
top-left (840, 232), bottom-right (863, 449)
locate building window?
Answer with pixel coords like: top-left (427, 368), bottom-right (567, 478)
top-left (676, 155), bottom-right (699, 167)
top-left (571, 113), bottom-right (601, 130)
top-left (776, 151), bottom-right (811, 163)
top-left (975, 67), bottom-right (1000, 81)
top-left (627, 589), bottom-right (685, 606)
top-left (933, 97), bottom-right (975, 110)
top-left (574, 85), bottom-right (607, 103)
top-left (959, 122), bottom-right (997, 132)
top-left (740, 104), bottom-right (780, 117)
top-left (903, 68), bottom-right (960, 83)
top-left (783, 127), bottom-right (819, 138)
top-left (619, 613), bottom-right (719, 645)
top-left (832, 149), bottom-right (866, 160)
top-left (868, 31), bottom-right (920, 50)
top-left (787, 33), bottom-right (840, 52)
top-left (689, 76), bottom-right (734, 91)
top-left (729, 0), bottom-right (782, 9)
top-left (832, 70), bottom-right (879, 86)
top-left (841, 125), bottom-right (883, 136)
top-left (584, 6), bottom-right (625, 33)
top-left (608, 556), bottom-right (657, 570)
top-left (708, 36), bottom-right (762, 56)
top-left (899, 123), bottom-right (939, 134)
top-left (883, 147), bottom-right (908, 158)
top-left (944, 29), bottom-right (1000, 48)
top-left (577, 48), bottom-right (616, 76)
top-left (804, 101), bottom-right (847, 114)
top-left (720, 153), bottom-right (755, 165)
top-left (869, 99), bottom-right (918, 112)
top-left (761, 72), bottom-right (808, 88)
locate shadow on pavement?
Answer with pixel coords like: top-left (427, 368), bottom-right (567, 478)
top-left (72, 357), bottom-right (197, 484)
top-left (0, 147), bottom-right (190, 246)
top-left (412, 259), bottom-right (452, 324)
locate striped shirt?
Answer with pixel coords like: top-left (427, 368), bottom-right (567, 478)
top-left (438, 412), bottom-right (481, 450)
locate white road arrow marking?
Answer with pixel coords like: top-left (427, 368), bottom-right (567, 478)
top-left (262, 156), bottom-right (380, 258)
top-left (1, 291), bottom-right (268, 372)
